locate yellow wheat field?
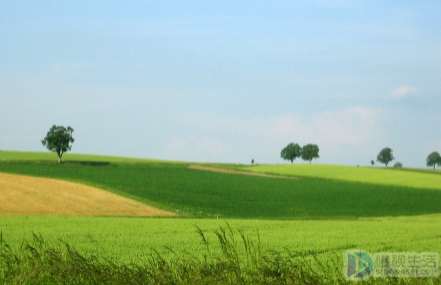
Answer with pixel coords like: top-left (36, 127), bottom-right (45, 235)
top-left (0, 172), bottom-right (174, 217)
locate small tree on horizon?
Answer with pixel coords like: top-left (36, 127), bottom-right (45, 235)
top-left (301, 144), bottom-right (320, 164)
top-left (251, 159), bottom-right (255, 166)
top-left (280, 143), bottom-right (302, 164)
top-left (371, 160), bottom-right (375, 166)
top-left (426, 152), bottom-right (441, 169)
top-left (41, 125), bottom-right (74, 164)
top-left (377, 147), bottom-right (394, 167)
top-left (393, 162), bottom-right (403, 168)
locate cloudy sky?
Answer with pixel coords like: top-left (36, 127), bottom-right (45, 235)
top-left (1, 1), bottom-right (440, 167)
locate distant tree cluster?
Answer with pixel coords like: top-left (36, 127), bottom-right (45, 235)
top-left (372, 148), bottom-right (441, 169)
top-left (280, 143), bottom-right (319, 164)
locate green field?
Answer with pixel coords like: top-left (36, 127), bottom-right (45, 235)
top-left (1, 151), bottom-right (441, 284)
top-left (0, 150), bottom-right (174, 164)
top-left (235, 164), bottom-right (441, 190)
top-left (1, 159), bottom-right (441, 219)
top-left (1, 216), bottom-right (440, 264)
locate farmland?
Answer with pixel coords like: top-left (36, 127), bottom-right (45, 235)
top-left (1, 216), bottom-right (441, 264)
top-left (0, 172), bottom-right (173, 216)
top-left (1, 151), bottom-right (441, 284)
top-left (1, 159), bottom-right (441, 219)
top-left (234, 164), bottom-right (441, 190)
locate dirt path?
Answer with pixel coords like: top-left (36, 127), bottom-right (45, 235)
top-left (0, 172), bottom-right (174, 217)
top-left (187, 165), bottom-right (296, 179)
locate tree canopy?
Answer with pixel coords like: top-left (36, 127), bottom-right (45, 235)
top-left (377, 147), bottom-right (394, 167)
top-left (300, 144), bottom-right (319, 164)
top-left (41, 125), bottom-right (74, 164)
top-left (280, 143), bottom-right (302, 164)
top-left (426, 152), bottom-right (441, 169)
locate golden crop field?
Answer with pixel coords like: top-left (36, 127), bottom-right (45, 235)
top-left (0, 172), bottom-right (174, 217)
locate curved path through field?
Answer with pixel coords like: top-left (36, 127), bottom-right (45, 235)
top-left (0, 172), bottom-right (174, 217)
top-left (187, 165), bottom-right (296, 179)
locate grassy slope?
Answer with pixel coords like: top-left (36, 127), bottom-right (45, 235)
top-left (1, 216), bottom-right (440, 264)
top-left (1, 160), bottom-right (441, 219)
top-left (0, 150), bottom-right (174, 164)
top-left (1, 151), bottom-right (440, 282)
top-left (235, 164), bottom-right (441, 190)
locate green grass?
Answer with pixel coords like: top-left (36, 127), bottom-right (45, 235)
top-left (0, 150), bottom-right (174, 164)
top-left (1, 151), bottom-right (441, 283)
top-left (1, 216), bottom-right (440, 264)
top-left (1, 228), bottom-right (337, 285)
top-left (235, 164), bottom-right (441, 190)
top-left (1, 216), bottom-right (440, 284)
top-left (1, 160), bottom-right (441, 219)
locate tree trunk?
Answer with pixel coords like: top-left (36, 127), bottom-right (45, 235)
top-left (309, 160), bottom-right (312, 164)
top-left (57, 153), bottom-right (61, 164)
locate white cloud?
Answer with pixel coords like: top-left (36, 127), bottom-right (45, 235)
top-left (391, 86), bottom-right (418, 99)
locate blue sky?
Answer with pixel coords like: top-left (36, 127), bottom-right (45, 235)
top-left (1, 1), bottom-right (440, 167)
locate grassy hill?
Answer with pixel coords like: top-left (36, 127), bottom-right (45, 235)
top-left (0, 150), bottom-right (173, 164)
top-left (1, 151), bottom-right (440, 284)
top-left (235, 164), bottom-right (441, 190)
top-left (1, 151), bottom-right (441, 219)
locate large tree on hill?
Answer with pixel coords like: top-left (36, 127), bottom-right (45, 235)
top-left (426, 151), bottom-right (441, 169)
top-left (377, 147), bottom-right (394, 167)
top-left (280, 143), bottom-right (302, 164)
top-left (41, 125), bottom-right (74, 164)
top-left (301, 144), bottom-right (319, 164)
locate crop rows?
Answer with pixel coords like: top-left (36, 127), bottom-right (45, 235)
top-left (1, 161), bottom-right (441, 219)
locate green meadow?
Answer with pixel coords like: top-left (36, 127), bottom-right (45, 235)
top-left (236, 163), bottom-right (441, 190)
top-left (1, 151), bottom-right (441, 284)
top-left (1, 159), bottom-right (441, 219)
top-left (1, 215), bottom-right (440, 264)
top-left (0, 150), bottom-right (172, 164)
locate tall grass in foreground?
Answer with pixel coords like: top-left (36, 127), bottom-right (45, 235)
top-left (1, 227), bottom-right (439, 285)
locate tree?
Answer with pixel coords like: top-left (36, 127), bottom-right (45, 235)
top-left (371, 160), bottom-right (375, 166)
top-left (301, 144), bottom-right (319, 164)
top-left (251, 159), bottom-right (255, 166)
top-left (280, 143), bottom-right (302, 164)
top-left (393, 162), bottom-right (403, 168)
top-left (426, 152), bottom-right (441, 169)
top-left (377, 147), bottom-right (394, 167)
top-left (41, 125), bottom-right (74, 164)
